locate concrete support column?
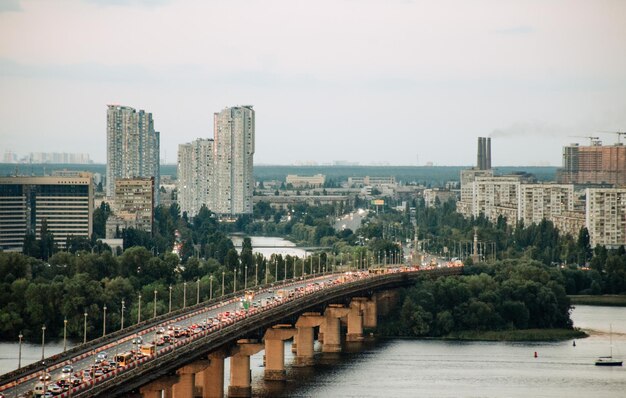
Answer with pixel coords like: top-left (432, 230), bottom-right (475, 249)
top-left (172, 361), bottom-right (210, 398)
top-left (140, 375), bottom-right (179, 398)
top-left (363, 297), bottom-right (377, 329)
top-left (202, 350), bottom-right (226, 398)
top-left (322, 305), bottom-right (350, 353)
top-left (291, 334), bottom-right (297, 353)
top-left (295, 312), bottom-right (324, 366)
top-left (346, 299), bottom-right (364, 342)
top-left (263, 325), bottom-right (296, 381)
top-left (318, 320), bottom-right (326, 343)
top-left (228, 340), bottom-right (263, 398)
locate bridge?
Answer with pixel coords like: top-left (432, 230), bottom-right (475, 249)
top-left (0, 266), bottom-right (462, 398)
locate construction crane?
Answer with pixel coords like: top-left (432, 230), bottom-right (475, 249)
top-left (599, 131), bottom-right (626, 145)
top-left (569, 135), bottom-right (602, 146)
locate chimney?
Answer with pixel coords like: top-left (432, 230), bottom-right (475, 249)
top-left (477, 137), bottom-right (484, 170)
top-left (486, 137), bottom-right (491, 169)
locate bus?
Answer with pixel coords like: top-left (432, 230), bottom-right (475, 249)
top-left (140, 344), bottom-right (156, 357)
top-left (114, 352), bottom-right (134, 367)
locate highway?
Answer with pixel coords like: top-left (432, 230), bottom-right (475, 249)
top-left (0, 272), bottom-right (346, 398)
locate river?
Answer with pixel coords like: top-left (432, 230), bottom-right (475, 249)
top-left (1, 307), bottom-right (624, 396)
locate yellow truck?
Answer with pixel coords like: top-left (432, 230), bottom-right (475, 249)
top-left (140, 344), bottom-right (156, 357)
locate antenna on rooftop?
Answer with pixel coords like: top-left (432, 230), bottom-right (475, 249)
top-left (569, 135), bottom-right (601, 146)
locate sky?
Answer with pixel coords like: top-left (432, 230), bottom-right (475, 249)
top-left (1, 0), bottom-right (626, 166)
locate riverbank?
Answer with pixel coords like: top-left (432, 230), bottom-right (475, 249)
top-left (441, 328), bottom-right (588, 342)
top-left (569, 295), bottom-right (626, 307)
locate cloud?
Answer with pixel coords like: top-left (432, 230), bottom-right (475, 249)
top-left (83, 0), bottom-right (171, 7)
top-left (493, 25), bottom-right (534, 35)
top-left (0, 0), bottom-right (22, 12)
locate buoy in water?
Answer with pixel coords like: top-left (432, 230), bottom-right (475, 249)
top-left (573, 340), bottom-right (576, 347)
top-left (534, 351), bottom-right (538, 358)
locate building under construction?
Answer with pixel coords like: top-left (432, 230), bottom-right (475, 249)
top-left (556, 140), bottom-right (626, 186)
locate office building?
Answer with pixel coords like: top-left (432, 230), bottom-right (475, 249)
top-left (557, 141), bottom-right (626, 186)
top-left (0, 175), bottom-right (93, 251)
top-left (106, 105), bottom-right (160, 205)
top-left (285, 174), bottom-right (326, 188)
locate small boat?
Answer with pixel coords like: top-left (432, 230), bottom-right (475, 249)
top-left (595, 325), bottom-right (623, 367)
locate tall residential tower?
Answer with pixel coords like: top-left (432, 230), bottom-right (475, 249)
top-left (177, 105), bottom-right (255, 217)
top-left (106, 105), bottom-right (160, 205)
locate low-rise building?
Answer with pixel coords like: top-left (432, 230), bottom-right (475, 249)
top-left (285, 174), bottom-right (326, 188)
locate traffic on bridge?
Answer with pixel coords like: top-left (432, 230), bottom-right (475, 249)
top-left (0, 262), bottom-right (463, 398)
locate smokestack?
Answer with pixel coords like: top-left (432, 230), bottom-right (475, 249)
top-left (477, 137), bottom-right (484, 169)
top-left (486, 137), bottom-right (491, 169)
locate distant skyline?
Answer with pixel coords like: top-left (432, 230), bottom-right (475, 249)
top-left (1, 0), bottom-right (626, 166)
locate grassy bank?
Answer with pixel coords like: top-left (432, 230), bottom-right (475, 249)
top-left (569, 295), bottom-right (626, 307)
top-left (442, 328), bottom-right (588, 342)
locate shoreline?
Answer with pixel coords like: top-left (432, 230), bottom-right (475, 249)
top-left (569, 295), bottom-right (626, 307)
top-left (378, 328), bottom-right (588, 342)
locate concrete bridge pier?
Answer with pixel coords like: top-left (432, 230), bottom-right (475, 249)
top-left (291, 334), bottom-right (297, 353)
top-left (294, 312), bottom-right (324, 366)
top-left (346, 298), bottom-right (366, 342)
top-left (140, 375), bottom-right (179, 398)
top-left (263, 325), bottom-right (296, 381)
top-left (172, 360), bottom-right (210, 398)
top-left (322, 305), bottom-right (350, 353)
top-left (194, 350), bottom-right (227, 398)
top-left (375, 290), bottom-right (399, 317)
top-left (363, 296), bottom-right (377, 329)
top-left (228, 339), bottom-right (263, 398)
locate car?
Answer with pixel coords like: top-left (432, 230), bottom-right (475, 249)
top-left (39, 372), bottom-right (51, 381)
top-left (61, 365), bottom-right (73, 374)
top-left (132, 336), bottom-right (143, 345)
top-left (97, 351), bottom-right (108, 360)
top-left (156, 327), bottom-right (166, 334)
top-left (47, 384), bottom-right (62, 394)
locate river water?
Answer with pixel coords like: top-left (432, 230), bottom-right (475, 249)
top-left (1, 306), bottom-right (624, 396)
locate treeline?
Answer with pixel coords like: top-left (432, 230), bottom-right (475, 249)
top-left (378, 260), bottom-right (573, 337)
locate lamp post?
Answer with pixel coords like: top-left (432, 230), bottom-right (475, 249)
top-left (196, 278), bottom-right (200, 305)
top-left (83, 312), bottom-right (88, 344)
top-left (183, 282), bottom-right (187, 308)
top-left (137, 294), bottom-right (142, 323)
top-left (255, 262), bottom-right (258, 287)
top-left (103, 306), bottom-right (107, 337)
top-left (153, 290), bottom-right (158, 318)
top-left (168, 285), bottom-right (172, 313)
top-left (209, 275), bottom-right (213, 300)
top-left (244, 266), bottom-right (248, 289)
top-left (18, 332), bottom-right (23, 369)
top-left (63, 319), bottom-right (67, 352)
top-left (275, 258), bottom-right (278, 282)
top-left (121, 299), bottom-right (125, 330)
top-left (222, 271), bottom-right (225, 297)
top-left (234, 269), bottom-right (237, 293)
top-left (265, 260), bottom-right (268, 285)
top-left (283, 260), bottom-right (287, 283)
top-left (41, 325), bottom-right (46, 361)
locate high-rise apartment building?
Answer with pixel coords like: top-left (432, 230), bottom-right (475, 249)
top-left (177, 105), bottom-right (255, 217)
top-left (557, 142), bottom-right (626, 186)
top-left (0, 175), bottom-right (93, 251)
top-left (106, 105), bottom-right (160, 205)
top-left (177, 139), bottom-right (215, 217)
top-left (519, 184), bottom-right (575, 226)
top-left (214, 105), bottom-right (255, 215)
top-left (585, 188), bottom-right (626, 248)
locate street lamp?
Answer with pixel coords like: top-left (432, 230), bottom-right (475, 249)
top-left (244, 266), bottom-right (248, 289)
top-left (283, 260), bottom-right (287, 282)
top-left (234, 269), bottom-right (237, 293)
top-left (63, 319), bottom-right (68, 352)
top-left (153, 290), bottom-right (158, 318)
top-left (168, 285), bottom-right (172, 313)
top-left (138, 293), bottom-right (142, 323)
top-left (275, 258), bottom-right (278, 282)
top-left (222, 271), bottom-right (225, 297)
top-left (183, 282), bottom-right (187, 308)
top-left (210, 275), bottom-right (214, 300)
top-left (18, 332), bottom-right (23, 369)
top-left (83, 312), bottom-right (88, 344)
top-left (41, 325), bottom-right (46, 360)
top-left (255, 262), bottom-right (258, 287)
top-left (196, 278), bottom-right (200, 305)
top-left (103, 306), bottom-right (107, 337)
top-left (121, 299), bottom-right (125, 330)
top-left (265, 260), bottom-right (268, 285)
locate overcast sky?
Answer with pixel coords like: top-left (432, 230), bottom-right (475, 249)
top-left (1, 0), bottom-right (625, 166)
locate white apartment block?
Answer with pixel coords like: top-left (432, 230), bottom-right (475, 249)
top-left (458, 169), bottom-right (493, 218)
top-left (519, 184), bottom-right (575, 226)
top-left (106, 105), bottom-right (160, 205)
top-left (113, 177), bottom-right (154, 234)
top-left (177, 106), bottom-right (255, 218)
top-left (348, 176), bottom-right (396, 188)
top-left (586, 188), bottom-right (626, 248)
top-left (177, 139), bottom-right (214, 217)
top-left (471, 176), bottom-right (521, 224)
